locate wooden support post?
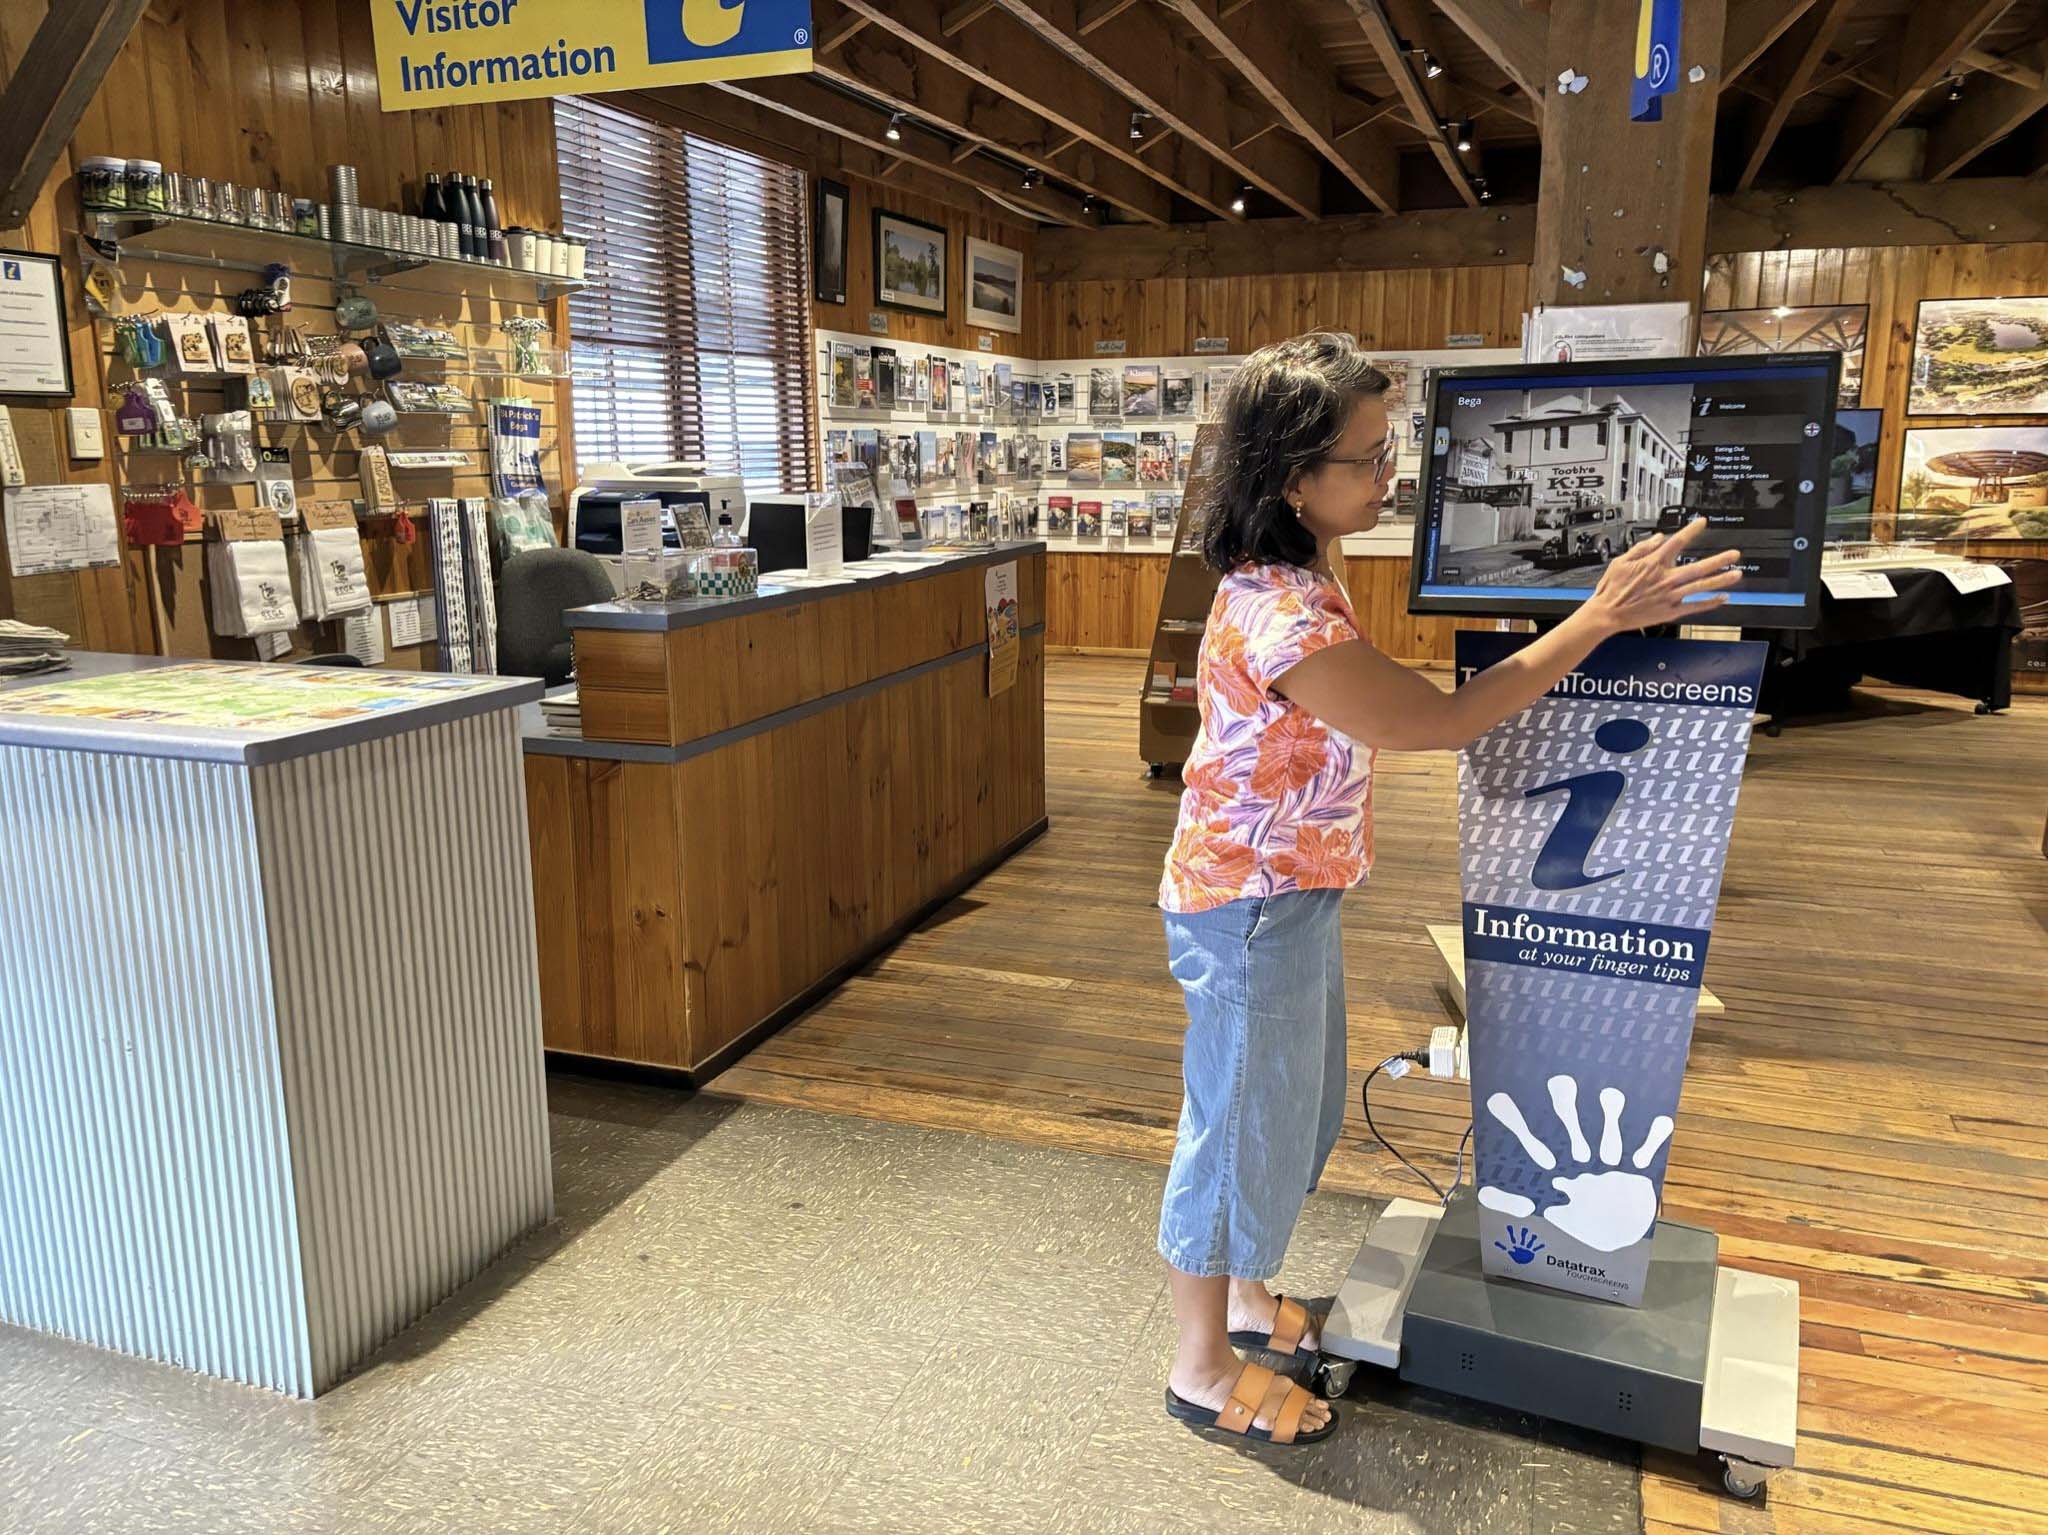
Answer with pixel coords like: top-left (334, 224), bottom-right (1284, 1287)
top-left (0, 0), bottom-right (149, 227)
top-left (1529, 0), bottom-right (1727, 310)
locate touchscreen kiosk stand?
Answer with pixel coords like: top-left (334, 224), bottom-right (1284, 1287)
top-left (1319, 628), bottom-right (1798, 1504)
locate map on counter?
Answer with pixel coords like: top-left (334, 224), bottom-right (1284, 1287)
top-left (0, 663), bottom-right (500, 733)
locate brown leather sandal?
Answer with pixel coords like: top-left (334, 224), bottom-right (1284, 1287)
top-left (1228, 1293), bottom-right (1314, 1358)
top-left (1163, 1360), bottom-right (1338, 1446)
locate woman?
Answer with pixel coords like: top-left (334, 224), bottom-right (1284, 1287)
top-left (1156, 333), bottom-right (1741, 1446)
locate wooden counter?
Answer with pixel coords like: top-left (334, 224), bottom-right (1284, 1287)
top-left (523, 546), bottom-right (1048, 1078)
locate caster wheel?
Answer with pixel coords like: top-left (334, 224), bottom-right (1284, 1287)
top-left (1311, 1358), bottom-right (1356, 1398)
top-left (1975, 702), bottom-right (1992, 715)
top-left (1721, 1460), bottom-right (1766, 1501)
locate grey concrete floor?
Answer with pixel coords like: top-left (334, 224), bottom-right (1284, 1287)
top-left (1, 1076), bottom-right (1640, 1534)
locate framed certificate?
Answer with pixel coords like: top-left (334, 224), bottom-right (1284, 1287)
top-left (0, 249), bottom-right (72, 398)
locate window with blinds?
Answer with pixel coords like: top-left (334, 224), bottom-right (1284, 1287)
top-left (556, 96), bottom-right (816, 494)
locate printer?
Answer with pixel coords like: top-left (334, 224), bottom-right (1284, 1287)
top-left (566, 461), bottom-right (749, 594)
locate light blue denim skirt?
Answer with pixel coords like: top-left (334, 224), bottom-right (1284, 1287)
top-left (1158, 887), bottom-right (1348, 1281)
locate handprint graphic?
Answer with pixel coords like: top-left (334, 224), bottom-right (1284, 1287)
top-left (1477, 1074), bottom-right (1675, 1254)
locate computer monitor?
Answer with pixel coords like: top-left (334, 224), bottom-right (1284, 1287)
top-left (1825, 409), bottom-right (1881, 544)
top-left (1408, 353), bottom-right (1839, 629)
top-left (746, 500), bottom-right (808, 574)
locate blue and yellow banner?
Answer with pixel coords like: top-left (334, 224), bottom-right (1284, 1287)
top-left (1630, 0), bottom-right (1682, 122)
top-left (371, 0), bottom-right (813, 111)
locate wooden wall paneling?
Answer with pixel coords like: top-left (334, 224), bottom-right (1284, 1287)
top-left (1046, 553), bottom-right (1170, 651)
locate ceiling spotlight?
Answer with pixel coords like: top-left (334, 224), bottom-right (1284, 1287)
top-left (1080, 194), bottom-right (1097, 213)
top-left (1423, 52), bottom-right (1443, 79)
top-left (884, 113), bottom-right (904, 142)
top-left (1230, 185), bottom-right (1249, 214)
top-left (1129, 109), bottom-right (1151, 141)
top-left (1474, 178), bottom-right (1491, 202)
top-left (1442, 119), bottom-right (1473, 152)
top-left (1021, 167), bottom-right (1042, 191)
top-left (1772, 304), bottom-right (1794, 319)
top-left (1948, 76), bottom-right (1963, 102)
top-left (1456, 120), bottom-right (1473, 152)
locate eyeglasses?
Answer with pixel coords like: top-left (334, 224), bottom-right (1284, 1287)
top-left (1320, 429), bottom-right (1400, 480)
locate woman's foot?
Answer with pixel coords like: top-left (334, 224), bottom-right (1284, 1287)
top-left (1167, 1356), bottom-right (1335, 1438)
top-left (1226, 1281), bottom-right (1321, 1352)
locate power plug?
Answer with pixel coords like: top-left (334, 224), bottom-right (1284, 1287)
top-left (1429, 1025), bottom-right (1469, 1081)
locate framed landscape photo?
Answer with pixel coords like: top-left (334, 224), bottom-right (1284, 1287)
top-left (1699, 305), bottom-right (1866, 407)
top-left (964, 236), bottom-right (1024, 334)
top-left (1899, 425), bottom-right (2048, 541)
top-left (1908, 297), bottom-right (2048, 416)
top-left (874, 209), bottom-right (947, 318)
top-left (812, 179), bottom-right (849, 307)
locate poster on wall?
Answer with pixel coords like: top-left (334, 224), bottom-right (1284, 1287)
top-left (874, 209), bottom-right (947, 317)
top-left (1699, 305), bottom-right (1866, 408)
top-left (0, 250), bottom-right (73, 396)
top-left (1908, 297), bottom-right (2048, 416)
top-left (1898, 426), bottom-right (2048, 541)
top-left (1456, 631), bottom-right (1767, 1307)
top-left (964, 237), bottom-right (1024, 334)
top-left (1524, 302), bottom-right (1692, 364)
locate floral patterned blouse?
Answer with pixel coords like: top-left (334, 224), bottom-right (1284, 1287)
top-left (1159, 561), bottom-right (1376, 914)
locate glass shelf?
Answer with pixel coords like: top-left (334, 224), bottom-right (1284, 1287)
top-left (84, 211), bottom-right (585, 304)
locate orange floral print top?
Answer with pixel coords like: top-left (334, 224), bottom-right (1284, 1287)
top-left (1159, 562), bottom-right (1376, 914)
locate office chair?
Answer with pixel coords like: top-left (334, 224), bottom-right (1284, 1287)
top-left (497, 548), bottom-right (615, 686)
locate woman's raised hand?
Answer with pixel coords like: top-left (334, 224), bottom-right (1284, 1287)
top-left (1582, 516), bottom-right (1744, 634)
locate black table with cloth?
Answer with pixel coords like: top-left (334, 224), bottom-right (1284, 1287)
top-left (1743, 566), bottom-right (2022, 725)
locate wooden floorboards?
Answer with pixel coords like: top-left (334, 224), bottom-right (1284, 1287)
top-left (716, 653), bottom-right (2048, 1535)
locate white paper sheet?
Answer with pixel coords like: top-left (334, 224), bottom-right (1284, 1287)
top-left (340, 607), bottom-right (385, 665)
top-left (4, 483), bottom-right (119, 577)
top-left (1942, 562), bottom-right (2012, 594)
top-left (1820, 570), bottom-right (1898, 601)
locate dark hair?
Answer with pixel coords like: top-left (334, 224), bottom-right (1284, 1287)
top-left (1197, 332), bottom-right (1390, 572)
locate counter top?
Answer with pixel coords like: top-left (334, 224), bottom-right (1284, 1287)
top-left (0, 655), bottom-right (541, 765)
top-left (567, 542), bottom-right (1047, 633)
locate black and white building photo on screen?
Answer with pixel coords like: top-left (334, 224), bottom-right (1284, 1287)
top-left (1432, 386), bottom-right (1690, 592)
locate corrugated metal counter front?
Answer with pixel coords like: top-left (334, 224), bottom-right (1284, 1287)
top-left (0, 657), bottom-right (553, 1399)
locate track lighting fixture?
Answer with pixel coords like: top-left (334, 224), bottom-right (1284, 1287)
top-left (1129, 109), bottom-right (1151, 141)
top-left (1230, 185), bottom-right (1248, 215)
top-left (884, 113), bottom-right (904, 142)
top-left (1423, 52), bottom-right (1443, 79)
top-left (1948, 76), bottom-right (1963, 102)
top-left (1441, 119), bottom-right (1473, 153)
top-left (1474, 178), bottom-right (1491, 202)
top-left (1021, 167), bottom-right (1042, 191)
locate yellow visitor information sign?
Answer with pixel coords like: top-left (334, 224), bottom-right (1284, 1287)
top-left (370, 0), bottom-right (813, 110)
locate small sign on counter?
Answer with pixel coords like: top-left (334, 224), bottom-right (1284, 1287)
top-left (1820, 569), bottom-right (1898, 601)
top-left (1942, 562), bottom-right (2012, 595)
top-left (985, 560), bottom-right (1019, 697)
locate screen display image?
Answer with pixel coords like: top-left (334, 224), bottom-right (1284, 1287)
top-left (1825, 408), bottom-right (1881, 543)
top-left (1410, 355), bottom-right (1838, 628)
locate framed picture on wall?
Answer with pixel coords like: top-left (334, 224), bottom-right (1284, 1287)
top-left (964, 236), bottom-right (1024, 334)
top-left (1899, 425), bottom-right (2048, 541)
top-left (874, 209), bottom-right (948, 318)
top-left (0, 249), bottom-right (73, 396)
top-left (1908, 297), bottom-right (2048, 415)
top-left (1698, 305), bottom-right (1865, 407)
top-left (813, 179), bottom-right (849, 307)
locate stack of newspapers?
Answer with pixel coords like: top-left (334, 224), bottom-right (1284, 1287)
top-left (0, 620), bottom-right (68, 677)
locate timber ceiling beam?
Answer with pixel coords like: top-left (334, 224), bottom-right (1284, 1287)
top-left (1168, 0), bottom-right (1402, 214)
top-left (1833, 0), bottom-right (2020, 182)
top-left (1731, 0), bottom-right (1860, 191)
top-left (810, 19), bottom-right (1178, 224)
top-left (987, 0), bottom-right (1326, 219)
top-left (1721, 0), bottom-right (1819, 85)
top-left (1034, 177), bottom-right (2048, 282)
top-left (702, 76), bottom-right (1091, 225)
top-left (1349, 0), bottom-right (1483, 204)
top-left (1430, 0), bottom-right (1549, 105)
top-left (623, 88), bottom-right (1024, 223)
top-left (831, 0), bottom-right (1248, 220)
top-left (1961, 47), bottom-right (2046, 91)
top-left (0, 0), bottom-right (148, 228)
top-left (1924, 40), bottom-right (2048, 178)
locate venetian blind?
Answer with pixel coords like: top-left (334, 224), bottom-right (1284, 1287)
top-left (556, 96), bottom-right (816, 494)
